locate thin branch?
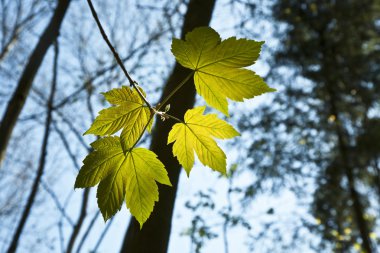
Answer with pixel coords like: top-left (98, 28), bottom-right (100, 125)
top-left (86, 0), bottom-right (152, 109)
top-left (40, 180), bottom-right (74, 226)
top-left (55, 110), bottom-right (89, 151)
top-left (53, 122), bottom-right (82, 170)
top-left (53, 32), bottom-right (162, 110)
top-left (65, 189), bottom-right (90, 253)
top-left (130, 71), bottom-right (193, 150)
top-left (74, 211), bottom-right (100, 253)
top-left (58, 219), bottom-right (65, 253)
top-left (222, 174), bottom-right (233, 253)
top-left (91, 217), bottom-right (115, 253)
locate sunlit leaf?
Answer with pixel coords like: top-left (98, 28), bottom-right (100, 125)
top-left (168, 106), bottom-right (240, 175)
top-left (84, 86), bottom-right (152, 153)
top-left (75, 137), bottom-right (171, 227)
top-left (171, 27), bottom-right (275, 115)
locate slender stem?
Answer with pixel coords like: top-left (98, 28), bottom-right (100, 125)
top-left (86, 0), bottom-right (152, 109)
top-left (87, 0), bottom-right (193, 152)
top-left (157, 71), bottom-right (193, 111)
top-left (165, 113), bottom-right (184, 124)
top-left (88, 0), bottom-right (196, 154)
top-left (128, 72), bottom-right (191, 150)
top-left (129, 111), bottom-right (184, 151)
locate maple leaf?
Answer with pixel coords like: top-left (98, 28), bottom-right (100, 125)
top-left (84, 86), bottom-right (153, 153)
top-left (75, 137), bottom-right (171, 227)
top-left (168, 106), bottom-right (240, 175)
top-left (171, 27), bottom-right (275, 116)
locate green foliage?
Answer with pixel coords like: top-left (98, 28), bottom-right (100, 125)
top-left (84, 86), bottom-right (153, 153)
top-left (168, 106), bottom-right (239, 175)
top-left (75, 137), bottom-right (171, 226)
top-left (171, 27), bottom-right (275, 116)
top-left (75, 26), bottom-right (272, 227)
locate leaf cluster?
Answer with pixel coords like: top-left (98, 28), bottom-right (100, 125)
top-left (75, 27), bottom-right (273, 227)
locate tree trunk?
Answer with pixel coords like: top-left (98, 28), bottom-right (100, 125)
top-left (120, 0), bottom-right (216, 252)
top-left (0, 0), bottom-right (71, 165)
top-left (318, 28), bottom-right (375, 253)
top-left (6, 40), bottom-right (59, 253)
top-left (328, 98), bottom-right (375, 253)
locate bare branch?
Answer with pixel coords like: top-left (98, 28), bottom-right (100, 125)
top-left (86, 0), bottom-right (153, 109)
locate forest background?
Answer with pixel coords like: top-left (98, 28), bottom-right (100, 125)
top-left (0, 0), bottom-right (379, 253)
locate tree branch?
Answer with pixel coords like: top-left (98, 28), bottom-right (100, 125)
top-left (86, 0), bottom-right (152, 109)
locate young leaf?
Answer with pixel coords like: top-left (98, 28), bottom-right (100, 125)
top-left (75, 137), bottom-right (171, 227)
top-left (171, 27), bottom-right (275, 116)
top-left (167, 106), bottom-right (240, 175)
top-left (84, 86), bottom-right (153, 153)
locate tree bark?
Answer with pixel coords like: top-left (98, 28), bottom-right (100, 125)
top-left (0, 0), bottom-right (71, 165)
top-left (120, 0), bottom-right (216, 252)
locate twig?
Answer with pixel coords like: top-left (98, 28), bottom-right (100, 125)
top-left (91, 217), bottom-right (115, 253)
top-left (75, 211), bottom-right (100, 253)
top-left (65, 189), bottom-right (90, 253)
top-left (55, 110), bottom-right (89, 151)
top-left (53, 32), bottom-right (162, 110)
top-left (58, 219), bottom-right (65, 253)
top-left (157, 72), bottom-right (193, 111)
top-left (40, 180), bottom-right (74, 226)
top-left (53, 122), bottom-right (81, 170)
top-left (86, 0), bottom-right (152, 109)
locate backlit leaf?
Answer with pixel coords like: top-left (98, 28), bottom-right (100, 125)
top-left (84, 86), bottom-right (153, 153)
top-left (171, 27), bottom-right (275, 116)
top-left (168, 106), bottom-right (240, 175)
top-left (75, 137), bottom-right (171, 227)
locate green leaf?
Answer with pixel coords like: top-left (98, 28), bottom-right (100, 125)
top-left (84, 86), bottom-right (153, 153)
top-left (75, 137), bottom-right (171, 227)
top-left (171, 27), bottom-right (275, 116)
top-left (167, 106), bottom-right (240, 175)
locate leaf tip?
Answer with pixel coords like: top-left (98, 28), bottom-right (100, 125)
top-left (83, 128), bottom-right (92, 136)
top-left (74, 177), bottom-right (85, 189)
top-left (165, 178), bottom-right (173, 187)
top-left (100, 210), bottom-right (112, 223)
top-left (184, 168), bottom-right (191, 177)
top-left (268, 87), bottom-right (277, 92)
top-left (220, 169), bottom-right (227, 176)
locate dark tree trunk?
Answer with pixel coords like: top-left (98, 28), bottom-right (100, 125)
top-left (320, 34), bottom-right (375, 253)
top-left (6, 40), bottom-right (60, 253)
top-left (120, 0), bottom-right (216, 252)
top-left (327, 91), bottom-right (375, 253)
top-left (0, 0), bottom-right (71, 165)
